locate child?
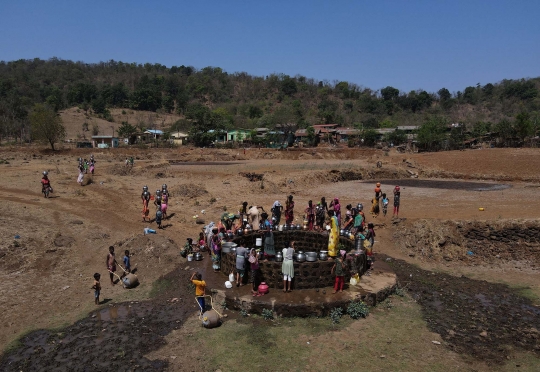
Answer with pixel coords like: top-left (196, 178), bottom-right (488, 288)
top-left (106, 246), bottom-right (117, 285)
top-left (191, 272), bottom-right (206, 314)
top-left (123, 250), bottom-right (131, 275)
top-left (382, 193), bottom-right (389, 217)
top-left (393, 185), bottom-right (401, 218)
top-left (249, 248), bottom-right (261, 296)
top-left (161, 192), bottom-right (168, 220)
top-left (155, 206), bottom-right (163, 229)
top-left (198, 232), bottom-right (206, 252)
top-left (365, 223), bottom-right (376, 248)
top-left (364, 224), bottom-right (375, 271)
top-left (181, 238), bottom-right (193, 257)
top-left (92, 273), bottom-right (101, 305)
top-left (331, 250), bottom-right (347, 294)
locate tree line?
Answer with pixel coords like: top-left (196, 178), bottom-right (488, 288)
top-left (0, 57), bottom-right (539, 149)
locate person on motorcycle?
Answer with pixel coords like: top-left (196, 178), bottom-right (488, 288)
top-left (41, 171), bottom-right (52, 197)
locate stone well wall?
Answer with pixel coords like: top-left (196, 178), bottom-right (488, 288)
top-left (220, 231), bottom-right (368, 290)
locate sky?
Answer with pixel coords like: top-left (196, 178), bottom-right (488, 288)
top-left (1, 0), bottom-right (539, 93)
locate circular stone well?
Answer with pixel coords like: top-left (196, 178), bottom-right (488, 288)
top-left (220, 231), bottom-right (368, 290)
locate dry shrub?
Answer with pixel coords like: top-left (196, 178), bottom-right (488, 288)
top-left (169, 183), bottom-right (209, 198)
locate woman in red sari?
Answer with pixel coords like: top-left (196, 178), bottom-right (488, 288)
top-left (285, 195), bottom-right (295, 225)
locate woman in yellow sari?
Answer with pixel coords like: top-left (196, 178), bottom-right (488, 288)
top-left (327, 210), bottom-right (339, 258)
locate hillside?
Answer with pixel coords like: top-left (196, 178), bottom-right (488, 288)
top-left (1, 58), bottom-right (539, 145)
top-left (59, 107), bottom-right (182, 141)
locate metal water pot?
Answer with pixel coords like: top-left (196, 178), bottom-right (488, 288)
top-left (319, 250), bottom-right (328, 261)
top-left (296, 251), bottom-right (306, 263)
top-left (355, 236), bottom-right (363, 251)
top-left (275, 252), bottom-right (284, 262)
top-left (194, 252), bottom-right (203, 261)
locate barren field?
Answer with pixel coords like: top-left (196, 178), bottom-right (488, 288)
top-left (0, 146), bottom-right (539, 371)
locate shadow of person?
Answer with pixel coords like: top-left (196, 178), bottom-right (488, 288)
top-left (99, 298), bottom-right (113, 305)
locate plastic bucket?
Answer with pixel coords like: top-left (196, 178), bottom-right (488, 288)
top-left (187, 255), bottom-right (193, 261)
top-left (256, 238), bottom-right (263, 247)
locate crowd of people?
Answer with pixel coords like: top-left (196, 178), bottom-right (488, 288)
top-left (140, 184), bottom-right (170, 228)
top-left (180, 182), bottom-right (402, 296)
top-left (77, 155), bottom-right (96, 186)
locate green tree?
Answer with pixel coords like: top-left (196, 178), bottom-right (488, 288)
top-left (29, 104), bottom-right (66, 150)
top-left (437, 88), bottom-right (452, 109)
top-left (280, 75), bottom-right (297, 97)
top-left (471, 121), bottom-right (491, 138)
top-left (381, 86), bottom-right (399, 101)
top-left (384, 129), bottom-right (407, 145)
top-left (306, 126), bottom-right (316, 147)
top-left (362, 116), bottom-right (379, 129)
top-left (463, 86), bottom-right (477, 104)
top-left (92, 97), bottom-right (107, 115)
top-left (448, 126), bottom-right (466, 149)
top-left (187, 105), bottom-right (228, 147)
top-left (117, 121), bottom-right (137, 138)
top-left (417, 117), bottom-right (447, 151)
top-left (494, 119), bottom-right (515, 146)
top-left (362, 129), bottom-right (379, 146)
top-left (162, 95), bottom-right (175, 113)
top-left (514, 112), bottom-right (532, 141)
top-left (379, 119), bottom-right (395, 128)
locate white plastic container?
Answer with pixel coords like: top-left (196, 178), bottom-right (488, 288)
top-left (229, 273), bottom-right (235, 282)
top-left (256, 238), bottom-right (263, 247)
top-left (187, 254), bottom-right (193, 262)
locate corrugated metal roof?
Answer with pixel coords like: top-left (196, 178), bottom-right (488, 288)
top-left (397, 126), bottom-right (420, 131)
top-left (313, 124), bottom-right (339, 128)
top-left (145, 129), bottom-right (164, 135)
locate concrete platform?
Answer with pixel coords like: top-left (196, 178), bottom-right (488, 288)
top-left (186, 254), bottom-right (397, 317)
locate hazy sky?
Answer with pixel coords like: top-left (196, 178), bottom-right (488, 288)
top-left (1, 0), bottom-right (538, 93)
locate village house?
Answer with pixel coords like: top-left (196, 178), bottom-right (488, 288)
top-left (92, 135), bottom-right (119, 148)
top-left (169, 131), bottom-right (189, 145)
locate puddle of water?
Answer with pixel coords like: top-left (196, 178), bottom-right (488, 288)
top-left (371, 179), bottom-right (512, 192)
